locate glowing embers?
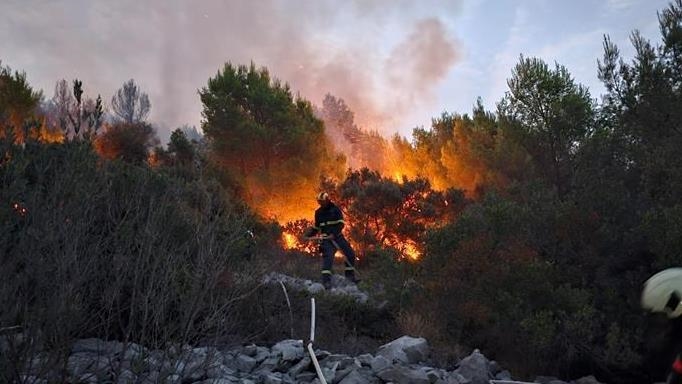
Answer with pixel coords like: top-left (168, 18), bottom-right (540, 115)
top-left (12, 202), bottom-right (27, 217)
top-left (400, 241), bottom-right (421, 261)
top-left (280, 227), bottom-right (421, 261)
top-left (281, 231), bottom-right (301, 250)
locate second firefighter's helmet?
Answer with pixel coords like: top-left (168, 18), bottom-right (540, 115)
top-left (642, 268), bottom-right (682, 318)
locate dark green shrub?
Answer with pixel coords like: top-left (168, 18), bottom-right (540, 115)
top-left (0, 139), bottom-right (261, 382)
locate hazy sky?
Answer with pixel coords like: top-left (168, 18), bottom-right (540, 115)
top-left (0, 0), bottom-right (670, 142)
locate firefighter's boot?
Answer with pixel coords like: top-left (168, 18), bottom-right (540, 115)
top-left (345, 268), bottom-right (360, 284)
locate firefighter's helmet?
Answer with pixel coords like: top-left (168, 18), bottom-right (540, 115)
top-left (642, 268), bottom-right (682, 318)
top-left (316, 192), bottom-right (329, 202)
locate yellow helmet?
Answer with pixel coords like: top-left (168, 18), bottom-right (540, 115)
top-left (642, 268), bottom-right (682, 318)
top-left (316, 191), bottom-right (329, 201)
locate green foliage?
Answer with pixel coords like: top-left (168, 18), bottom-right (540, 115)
top-left (167, 128), bottom-right (196, 165)
top-left (200, 62), bottom-right (344, 220)
top-left (419, 192), bottom-right (600, 376)
top-left (0, 139), bottom-right (262, 381)
top-left (641, 204), bottom-right (682, 268)
top-left (153, 128), bottom-right (201, 170)
top-left (604, 322), bottom-right (642, 370)
top-left (499, 55), bottom-right (594, 196)
top-left (578, 5), bottom-right (682, 379)
top-left (0, 61), bottom-right (42, 140)
top-left (597, 0), bottom-right (682, 206)
top-left (360, 247), bottom-right (421, 311)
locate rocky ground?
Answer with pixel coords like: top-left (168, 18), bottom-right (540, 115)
top-left (262, 272), bottom-right (372, 304)
top-left (17, 335), bottom-right (608, 384)
top-left (7, 274), bottom-right (612, 383)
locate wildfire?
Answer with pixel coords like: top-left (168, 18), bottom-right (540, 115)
top-left (401, 242), bottom-right (421, 261)
top-left (282, 231), bottom-right (300, 249)
top-left (281, 225), bottom-right (422, 262)
top-left (34, 126), bottom-right (65, 143)
top-left (251, 134), bottom-right (449, 264)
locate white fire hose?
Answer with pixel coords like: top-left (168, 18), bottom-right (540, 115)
top-left (307, 298), bottom-right (328, 384)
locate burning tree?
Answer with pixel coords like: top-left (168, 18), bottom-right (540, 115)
top-left (93, 121), bottom-right (160, 164)
top-left (278, 168), bottom-right (466, 261)
top-left (321, 168), bottom-right (467, 260)
top-left (0, 62), bottom-right (44, 143)
top-left (388, 103), bottom-right (531, 196)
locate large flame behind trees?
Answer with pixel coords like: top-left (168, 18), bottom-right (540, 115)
top-left (318, 94), bottom-right (532, 198)
top-left (2, 56), bottom-right (532, 260)
top-left (1, 67), bottom-right (109, 145)
top-left (385, 101), bottom-right (534, 195)
top-left (200, 62), bottom-right (346, 224)
top-left (199, 61), bottom-right (535, 259)
top-left (308, 100), bottom-right (533, 259)
top-left (321, 168), bottom-right (467, 260)
top-left (0, 62), bottom-right (56, 144)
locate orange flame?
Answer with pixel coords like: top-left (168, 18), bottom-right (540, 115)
top-left (282, 231), bottom-right (300, 249)
top-left (251, 125), bottom-right (479, 262)
top-left (34, 125), bottom-right (65, 143)
top-left (401, 242), bottom-right (421, 261)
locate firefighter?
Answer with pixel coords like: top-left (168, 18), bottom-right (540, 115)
top-left (642, 268), bottom-right (682, 384)
top-left (304, 191), bottom-right (358, 290)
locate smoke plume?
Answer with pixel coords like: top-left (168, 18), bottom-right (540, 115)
top-left (0, 0), bottom-right (462, 139)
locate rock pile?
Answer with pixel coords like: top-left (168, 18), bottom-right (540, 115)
top-left (15, 336), bottom-right (605, 384)
top-left (262, 272), bottom-right (370, 304)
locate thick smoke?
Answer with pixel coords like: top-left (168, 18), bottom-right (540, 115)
top-left (384, 18), bottom-right (460, 116)
top-left (0, 0), bottom-right (462, 139)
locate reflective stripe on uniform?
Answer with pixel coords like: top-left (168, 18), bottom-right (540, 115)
top-left (319, 219), bottom-right (344, 227)
top-left (321, 270), bottom-right (332, 275)
top-left (344, 267), bottom-right (355, 271)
